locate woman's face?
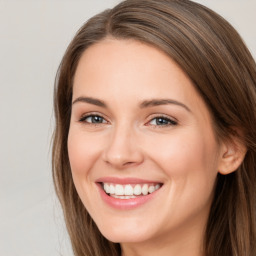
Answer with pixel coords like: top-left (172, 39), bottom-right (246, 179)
top-left (68, 39), bottom-right (224, 248)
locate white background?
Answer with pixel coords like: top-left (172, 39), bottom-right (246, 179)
top-left (0, 1), bottom-right (255, 255)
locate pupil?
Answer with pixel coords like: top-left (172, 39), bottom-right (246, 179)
top-left (156, 118), bottom-right (168, 125)
top-left (92, 116), bottom-right (102, 123)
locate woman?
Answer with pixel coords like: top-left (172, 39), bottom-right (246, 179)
top-left (52, 0), bottom-right (256, 255)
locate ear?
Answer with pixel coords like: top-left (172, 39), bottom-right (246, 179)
top-left (218, 136), bottom-right (247, 175)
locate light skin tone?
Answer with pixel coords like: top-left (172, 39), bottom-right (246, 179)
top-left (68, 38), bottom-right (245, 256)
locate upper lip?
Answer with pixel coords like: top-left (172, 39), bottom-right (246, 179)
top-left (95, 177), bottom-right (163, 185)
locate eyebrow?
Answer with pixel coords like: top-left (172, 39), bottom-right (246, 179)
top-left (72, 97), bottom-right (107, 108)
top-left (140, 99), bottom-right (191, 112)
top-left (72, 96), bottom-right (191, 112)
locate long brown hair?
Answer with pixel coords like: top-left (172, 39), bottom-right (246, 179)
top-left (52, 0), bottom-right (256, 255)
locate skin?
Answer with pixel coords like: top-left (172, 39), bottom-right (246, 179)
top-left (68, 38), bottom-right (233, 256)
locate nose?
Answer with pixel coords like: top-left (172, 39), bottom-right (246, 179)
top-left (102, 124), bottom-right (144, 169)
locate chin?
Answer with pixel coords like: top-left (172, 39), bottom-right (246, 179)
top-left (98, 223), bottom-right (153, 244)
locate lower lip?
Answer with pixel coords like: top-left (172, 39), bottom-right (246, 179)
top-left (96, 183), bottom-right (161, 210)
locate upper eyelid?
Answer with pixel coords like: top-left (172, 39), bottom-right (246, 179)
top-left (147, 113), bottom-right (178, 122)
top-left (147, 117), bottom-right (177, 126)
top-left (83, 114), bottom-right (105, 120)
top-left (79, 112), bottom-right (107, 119)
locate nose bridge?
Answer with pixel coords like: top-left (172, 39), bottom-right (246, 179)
top-left (103, 121), bottom-right (143, 168)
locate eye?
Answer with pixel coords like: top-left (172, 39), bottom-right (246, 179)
top-left (148, 116), bottom-right (177, 126)
top-left (79, 114), bottom-right (107, 124)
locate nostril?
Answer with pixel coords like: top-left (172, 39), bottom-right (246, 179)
top-left (124, 161), bottom-right (136, 166)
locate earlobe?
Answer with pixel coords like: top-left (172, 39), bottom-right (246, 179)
top-left (218, 137), bottom-right (247, 175)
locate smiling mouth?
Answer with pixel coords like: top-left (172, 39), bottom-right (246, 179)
top-left (100, 183), bottom-right (162, 199)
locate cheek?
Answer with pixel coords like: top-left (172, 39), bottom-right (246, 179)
top-left (67, 129), bottom-right (105, 214)
top-left (150, 130), bottom-right (219, 219)
top-left (144, 129), bottom-right (219, 183)
top-left (67, 129), bottom-right (103, 177)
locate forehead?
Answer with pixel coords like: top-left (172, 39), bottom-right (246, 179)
top-left (73, 39), bottom-right (195, 99)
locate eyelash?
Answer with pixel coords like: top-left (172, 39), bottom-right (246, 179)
top-left (78, 114), bottom-right (178, 127)
top-left (147, 115), bottom-right (178, 127)
top-left (79, 114), bottom-right (108, 125)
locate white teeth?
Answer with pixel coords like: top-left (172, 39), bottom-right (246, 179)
top-left (109, 184), bottom-right (115, 194)
top-left (102, 183), bottom-right (161, 197)
top-left (115, 184), bottom-right (124, 195)
top-left (149, 185), bottom-right (155, 194)
top-left (124, 184), bottom-right (133, 196)
top-left (142, 184), bottom-right (148, 195)
top-left (104, 183), bottom-right (110, 194)
top-left (134, 184), bottom-right (142, 195)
